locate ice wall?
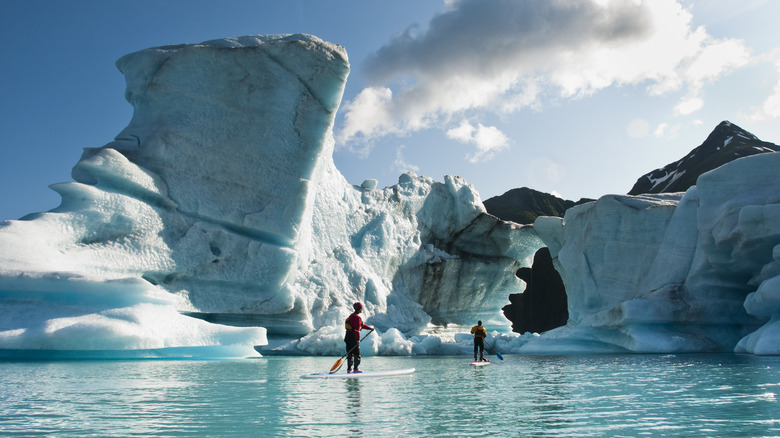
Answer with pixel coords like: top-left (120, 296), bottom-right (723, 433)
top-left (529, 152), bottom-right (780, 355)
top-left (299, 170), bottom-right (542, 335)
top-left (0, 34), bottom-right (350, 357)
top-left (0, 34), bottom-right (541, 358)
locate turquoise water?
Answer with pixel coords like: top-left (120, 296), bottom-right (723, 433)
top-left (1, 354), bottom-right (778, 437)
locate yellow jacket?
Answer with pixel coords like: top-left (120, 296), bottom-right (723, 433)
top-left (471, 325), bottom-right (487, 338)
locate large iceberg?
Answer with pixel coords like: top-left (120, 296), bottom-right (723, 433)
top-left (0, 34), bottom-right (541, 358)
top-left (528, 152), bottom-right (780, 355)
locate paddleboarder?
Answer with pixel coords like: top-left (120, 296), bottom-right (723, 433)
top-left (345, 302), bottom-right (374, 373)
top-left (470, 320), bottom-right (487, 362)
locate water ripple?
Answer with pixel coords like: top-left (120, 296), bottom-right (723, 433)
top-left (0, 354), bottom-right (778, 436)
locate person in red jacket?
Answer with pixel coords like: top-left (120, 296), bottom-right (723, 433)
top-left (344, 302), bottom-right (374, 373)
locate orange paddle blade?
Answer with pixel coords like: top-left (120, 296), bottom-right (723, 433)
top-left (329, 358), bottom-right (343, 373)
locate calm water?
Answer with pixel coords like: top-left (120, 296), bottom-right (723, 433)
top-left (1, 354), bottom-right (778, 437)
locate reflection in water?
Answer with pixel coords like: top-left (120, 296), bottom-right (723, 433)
top-left (471, 362), bottom-right (488, 392)
top-left (345, 379), bottom-right (363, 437)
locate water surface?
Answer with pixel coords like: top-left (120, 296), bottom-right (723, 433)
top-left (1, 354), bottom-right (778, 436)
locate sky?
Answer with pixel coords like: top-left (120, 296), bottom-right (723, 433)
top-left (2, 0), bottom-right (780, 221)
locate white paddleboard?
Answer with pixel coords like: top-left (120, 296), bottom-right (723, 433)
top-left (301, 368), bottom-right (415, 379)
top-left (470, 361), bottom-right (491, 366)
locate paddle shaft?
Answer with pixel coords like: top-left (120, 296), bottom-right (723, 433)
top-left (484, 338), bottom-right (504, 360)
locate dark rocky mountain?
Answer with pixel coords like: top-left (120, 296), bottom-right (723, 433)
top-left (628, 121), bottom-right (780, 195)
top-left (484, 122), bottom-right (778, 224)
top-left (483, 187), bottom-right (592, 225)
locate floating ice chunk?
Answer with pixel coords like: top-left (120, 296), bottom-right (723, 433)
top-left (378, 328), bottom-right (414, 355)
top-left (0, 275), bottom-right (266, 358)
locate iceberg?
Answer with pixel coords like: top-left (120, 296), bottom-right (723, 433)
top-left (0, 34), bottom-right (542, 358)
top-left (528, 152), bottom-right (780, 355)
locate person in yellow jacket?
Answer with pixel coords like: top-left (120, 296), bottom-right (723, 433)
top-left (470, 320), bottom-right (487, 362)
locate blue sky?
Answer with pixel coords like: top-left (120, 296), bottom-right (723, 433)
top-left (2, 1), bottom-right (780, 221)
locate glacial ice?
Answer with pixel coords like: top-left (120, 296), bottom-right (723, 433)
top-left (527, 152), bottom-right (780, 355)
top-left (0, 34), bottom-right (542, 359)
top-left (2, 33), bottom-right (780, 358)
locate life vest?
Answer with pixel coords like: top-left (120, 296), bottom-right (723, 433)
top-left (471, 325), bottom-right (487, 338)
top-left (344, 313), bottom-right (363, 331)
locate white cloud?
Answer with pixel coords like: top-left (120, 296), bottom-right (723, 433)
top-left (446, 120), bottom-right (509, 163)
top-left (337, 87), bottom-right (394, 154)
top-left (654, 122), bottom-right (669, 138)
top-left (654, 119), bottom-right (705, 139)
top-left (671, 37), bottom-right (752, 115)
top-left (654, 122), bottom-right (684, 139)
top-left (746, 54), bottom-right (780, 121)
top-left (751, 83), bottom-right (780, 120)
top-left (446, 119), bottom-right (475, 143)
top-left (393, 145), bottom-right (420, 174)
top-left (526, 157), bottom-right (565, 187)
top-left (674, 96), bottom-right (704, 115)
top-left (338, 0), bottom-right (752, 155)
top-left (685, 38), bottom-right (751, 84)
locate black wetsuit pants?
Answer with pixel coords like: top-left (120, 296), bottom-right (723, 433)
top-left (345, 334), bottom-right (361, 370)
top-left (474, 337), bottom-right (484, 360)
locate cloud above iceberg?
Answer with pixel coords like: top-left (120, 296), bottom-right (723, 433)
top-left (337, 0), bottom-right (751, 158)
top-left (745, 51), bottom-right (780, 121)
top-left (446, 120), bottom-right (509, 163)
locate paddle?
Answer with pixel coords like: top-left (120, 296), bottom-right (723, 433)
top-left (484, 339), bottom-right (504, 360)
top-left (329, 328), bottom-right (374, 374)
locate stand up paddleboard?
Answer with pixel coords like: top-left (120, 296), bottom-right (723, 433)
top-left (470, 361), bottom-right (491, 366)
top-left (301, 368), bottom-right (415, 379)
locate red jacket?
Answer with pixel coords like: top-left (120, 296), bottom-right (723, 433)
top-left (346, 312), bottom-right (373, 340)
